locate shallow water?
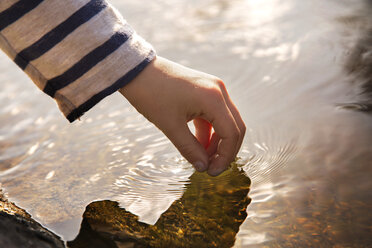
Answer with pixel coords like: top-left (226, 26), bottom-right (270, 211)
top-left (1, 0), bottom-right (372, 247)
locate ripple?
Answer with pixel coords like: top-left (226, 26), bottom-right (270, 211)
top-left (1, 0), bottom-right (371, 246)
top-left (337, 102), bottom-right (372, 113)
top-left (239, 127), bottom-right (298, 186)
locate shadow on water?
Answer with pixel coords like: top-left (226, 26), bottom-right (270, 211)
top-left (67, 164), bottom-right (251, 248)
top-left (339, 27), bottom-right (372, 112)
top-left (339, 0), bottom-right (372, 113)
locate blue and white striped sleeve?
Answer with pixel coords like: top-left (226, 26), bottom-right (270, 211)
top-left (0, 0), bottom-right (156, 122)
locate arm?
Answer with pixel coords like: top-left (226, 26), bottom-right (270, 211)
top-left (0, 0), bottom-right (154, 122)
top-left (0, 0), bottom-right (245, 176)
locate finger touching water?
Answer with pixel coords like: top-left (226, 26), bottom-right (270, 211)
top-left (119, 56), bottom-right (246, 176)
top-left (204, 91), bottom-right (242, 176)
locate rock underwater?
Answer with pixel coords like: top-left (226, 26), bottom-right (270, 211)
top-left (68, 163), bottom-right (251, 248)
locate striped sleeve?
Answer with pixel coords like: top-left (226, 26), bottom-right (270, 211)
top-left (0, 0), bottom-right (156, 122)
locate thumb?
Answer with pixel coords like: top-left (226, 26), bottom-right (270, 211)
top-left (163, 121), bottom-right (209, 172)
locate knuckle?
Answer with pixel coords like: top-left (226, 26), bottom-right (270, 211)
top-left (203, 86), bottom-right (224, 103)
top-left (213, 77), bottom-right (226, 89)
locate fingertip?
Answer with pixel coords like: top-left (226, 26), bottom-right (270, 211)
top-left (163, 122), bottom-right (209, 173)
top-left (207, 165), bottom-right (227, 176)
top-left (188, 150), bottom-right (209, 172)
top-left (207, 155), bottom-right (230, 176)
top-left (193, 161), bottom-right (208, 172)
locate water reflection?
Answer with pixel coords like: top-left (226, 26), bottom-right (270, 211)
top-left (343, 22), bottom-right (372, 111)
top-left (68, 164), bottom-right (251, 248)
top-left (337, 102), bottom-right (372, 113)
top-left (1, 0), bottom-right (372, 246)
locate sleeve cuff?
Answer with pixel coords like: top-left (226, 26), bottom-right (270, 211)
top-left (64, 49), bottom-right (156, 122)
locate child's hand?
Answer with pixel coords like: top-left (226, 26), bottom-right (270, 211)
top-left (119, 56), bottom-right (245, 176)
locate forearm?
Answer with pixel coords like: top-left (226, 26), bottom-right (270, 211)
top-left (0, 0), bottom-right (155, 122)
top-left (0, 1), bottom-right (245, 176)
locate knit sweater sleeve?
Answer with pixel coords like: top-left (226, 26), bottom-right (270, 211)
top-left (0, 0), bottom-right (156, 122)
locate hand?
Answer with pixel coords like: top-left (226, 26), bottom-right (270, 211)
top-left (119, 56), bottom-right (245, 176)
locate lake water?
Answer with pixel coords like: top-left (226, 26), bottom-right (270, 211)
top-left (1, 0), bottom-right (372, 247)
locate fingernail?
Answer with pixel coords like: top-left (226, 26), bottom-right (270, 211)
top-left (193, 161), bottom-right (207, 172)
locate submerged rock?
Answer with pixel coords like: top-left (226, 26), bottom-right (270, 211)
top-left (68, 164), bottom-right (251, 248)
top-left (0, 164), bottom-right (251, 248)
top-left (0, 189), bottom-right (65, 248)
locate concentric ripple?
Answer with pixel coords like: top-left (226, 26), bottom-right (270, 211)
top-left (1, 0), bottom-right (372, 247)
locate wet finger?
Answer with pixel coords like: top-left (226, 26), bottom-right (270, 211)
top-left (206, 99), bottom-right (240, 176)
top-left (223, 97), bottom-right (246, 158)
top-left (217, 81), bottom-right (246, 158)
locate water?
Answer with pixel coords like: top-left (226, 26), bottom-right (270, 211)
top-left (1, 0), bottom-right (372, 247)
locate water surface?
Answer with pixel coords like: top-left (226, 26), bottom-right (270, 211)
top-left (1, 0), bottom-right (372, 247)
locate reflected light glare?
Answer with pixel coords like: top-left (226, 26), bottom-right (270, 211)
top-left (27, 143), bottom-right (39, 155)
top-left (245, 0), bottom-right (290, 27)
top-left (45, 170), bottom-right (55, 180)
top-left (253, 43), bottom-right (300, 61)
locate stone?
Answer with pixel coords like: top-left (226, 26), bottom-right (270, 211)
top-left (0, 189), bottom-right (65, 248)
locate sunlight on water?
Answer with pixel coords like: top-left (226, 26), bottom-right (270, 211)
top-left (1, 0), bottom-right (372, 246)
